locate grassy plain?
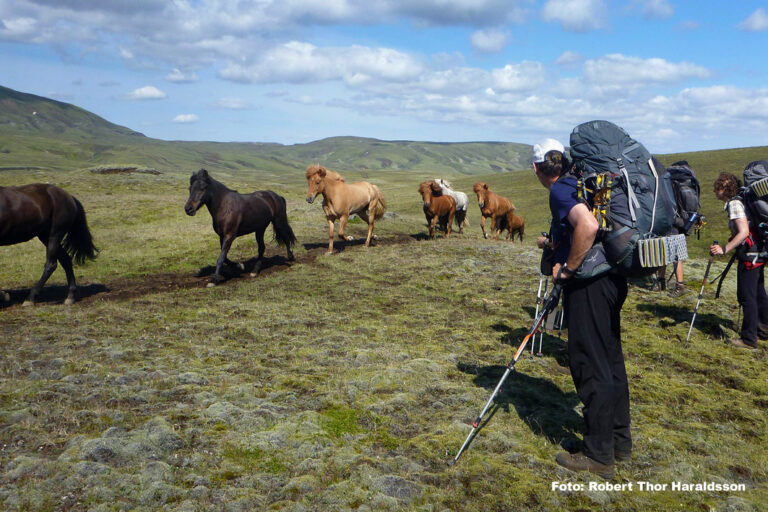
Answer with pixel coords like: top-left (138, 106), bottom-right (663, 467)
top-left (1, 140), bottom-right (767, 511)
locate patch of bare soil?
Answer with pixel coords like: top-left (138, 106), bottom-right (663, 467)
top-left (1, 233), bottom-right (420, 308)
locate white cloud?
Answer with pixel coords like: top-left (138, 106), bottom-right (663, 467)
top-left (218, 42), bottom-right (424, 86)
top-left (582, 54), bottom-right (710, 86)
top-left (470, 29), bottom-right (510, 53)
top-left (214, 98), bottom-right (251, 110)
top-left (491, 61), bottom-right (546, 92)
top-left (555, 50), bottom-right (584, 67)
top-left (123, 86), bottom-right (167, 100)
top-left (173, 114), bottom-right (199, 123)
top-left (678, 20), bottom-right (699, 32)
top-left (633, 0), bottom-right (673, 20)
top-left (119, 47), bottom-right (134, 60)
top-left (738, 8), bottom-right (768, 32)
top-left (542, 0), bottom-right (607, 32)
top-left (166, 68), bottom-right (199, 83)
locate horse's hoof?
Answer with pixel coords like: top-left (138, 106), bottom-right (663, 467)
top-left (64, 297), bottom-right (75, 306)
top-left (483, 234), bottom-right (488, 239)
top-left (22, 300), bottom-right (34, 307)
top-left (207, 282), bottom-right (217, 288)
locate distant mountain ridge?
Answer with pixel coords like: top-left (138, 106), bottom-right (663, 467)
top-left (0, 84), bottom-right (530, 175)
top-left (0, 85), bottom-right (144, 139)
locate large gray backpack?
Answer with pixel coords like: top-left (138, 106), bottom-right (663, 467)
top-left (741, 161), bottom-right (768, 261)
top-left (567, 120), bottom-right (684, 278)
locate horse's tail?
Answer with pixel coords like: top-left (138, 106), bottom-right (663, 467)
top-left (63, 197), bottom-right (98, 265)
top-left (372, 185), bottom-right (386, 220)
top-left (271, 194), bottom-right (297, 251)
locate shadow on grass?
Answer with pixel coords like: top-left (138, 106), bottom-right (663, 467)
top-left (457, 362), bottom-right (582, 451)
top-left (636, 303), bottom-right (732, 338)
top-left (196, 254), bottom-right (294, 278)
top-left (1, 283), bottom-right (108, 308)
top-left (302, 237), bottom-right (371, 252)
top-left (490, 323), bottom-right (568, 364)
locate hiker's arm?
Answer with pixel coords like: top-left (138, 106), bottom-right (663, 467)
top-left (553, 203), bottom-right (599, 278)
top-left (566, 203), bottom-right (599, 270)
top-left (712, 217), bottom-right (749, 255)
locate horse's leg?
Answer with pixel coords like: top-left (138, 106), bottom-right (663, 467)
top-left (480, 215), bottom-right (488, 239)
top-left (428, 215), bottom-right (437, 239)
top-left (446, 210), bottom-right (454, 238)
top-left (57, 248), bottom-right (78, 305)
top-left (211, 235), bottom-right (235, 286)
top-left (327, 218), bottom-right (336, 254)
top-left (220, 235), bottom-right (244, 271)
top-left (24, 235), bottom-right (60, 306)
top-left (338, 214), bottom-right (353, 242)
top-left (491, 214), bottom-right (499, 239)
top-left (359, 209), bottom-right (375, 246)
top-left (251, 227), bottom-right (267, 276)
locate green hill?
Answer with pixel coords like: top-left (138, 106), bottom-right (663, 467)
top-left (0, 85), bottom-right (528, 175)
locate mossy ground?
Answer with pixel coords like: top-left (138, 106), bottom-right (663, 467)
top-left (1, 158), bottom-right (766, 511)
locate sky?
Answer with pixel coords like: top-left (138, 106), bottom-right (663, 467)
top-left (1, 1), bottom-right (768, 153)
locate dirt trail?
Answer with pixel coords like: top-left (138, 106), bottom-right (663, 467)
top-left (1, 233), bottom-right (420, 308)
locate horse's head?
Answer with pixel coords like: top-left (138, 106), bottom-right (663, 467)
top-left (418, 181), bottom-right (436, 207)
top-left (305, 164), bottom-right (328, 204)
top-left (185, 169), bottom-right (212, 216)
top-left (474, 182), bottom-right (489, 208)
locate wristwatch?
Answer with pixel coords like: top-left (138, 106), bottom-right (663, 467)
top-left (561, 263), bottom-right (576, 276)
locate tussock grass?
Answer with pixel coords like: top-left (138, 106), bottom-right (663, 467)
top-left (1, 150), bottom-right (767, 511)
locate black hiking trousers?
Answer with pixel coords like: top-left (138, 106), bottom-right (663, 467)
top-left (736, 261), bottom-right (768, 346)
top-left (563, 273), bottom-right (631, 466)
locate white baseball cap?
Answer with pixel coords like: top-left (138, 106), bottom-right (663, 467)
top-left (532, 138), bottom-right (565, 164)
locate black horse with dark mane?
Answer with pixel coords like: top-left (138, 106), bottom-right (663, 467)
top-left (1, 183), bottom-right (98, 305)
top-left (184, 169), bottom-right (296, 285)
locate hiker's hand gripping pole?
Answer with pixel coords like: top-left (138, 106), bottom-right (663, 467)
top-left (452, 284), bottom-right (563, 464)
top-left (686, 240), bottom-right (717, 342)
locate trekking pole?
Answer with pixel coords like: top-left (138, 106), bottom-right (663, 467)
top-left (686, 240), bottom-right (718, 342)
top-left (536, 276), bottom-right (550, 356)
top-left (453, 284), bottom-right (563, 464)
top-left (531, 274), bottom-right (547, 354)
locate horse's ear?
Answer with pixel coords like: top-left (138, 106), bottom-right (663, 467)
top-left (317, 167), bottom-right (326, 177)
top-left (431, 181), bottom-right (442, 195)
top-left (483, 183), bottom-right (489, 190)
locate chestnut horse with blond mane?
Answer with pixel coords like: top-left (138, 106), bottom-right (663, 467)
top-left (418, 180), bottom-right (456, 238)
top-left (305, 165), bottom-right (386, 253)
top-left (473, 182), bottom-right (516, 240)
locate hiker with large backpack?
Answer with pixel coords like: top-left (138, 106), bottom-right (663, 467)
top-left (532, 136), bottom-right (630, 480)
top-left (710, 170), bottom-right (768, 350)
top-left (655, 160), bottom-right (703, 295)
top-left (532, 121), bottom-right (686, 479)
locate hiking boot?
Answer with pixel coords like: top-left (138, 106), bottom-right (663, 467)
top-left (759, 322), bottom-right (768, 341)
top-left (728, 338), bottom-right (758, 351)
top-left (667, 282), bottom-right (687, 297)
top-left (614, 450), bottom-right (632, 463)
top-left (555, 452), bottom-right (614, 479)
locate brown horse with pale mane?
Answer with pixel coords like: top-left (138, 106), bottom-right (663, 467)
top-left (418, 180), bottom-right (456, 238)
top-left (473, 182), bottom-right (516, 240)
top-left (305, 165), bottom-right (386, 253)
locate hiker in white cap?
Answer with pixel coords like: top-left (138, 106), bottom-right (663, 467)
top-left (532, 138), bottom-right (631, 480)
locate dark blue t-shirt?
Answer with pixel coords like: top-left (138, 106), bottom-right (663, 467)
top-left (549, 175), bottom-right (580, 265)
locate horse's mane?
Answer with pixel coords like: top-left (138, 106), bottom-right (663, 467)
top-left (306, 164), bottom-right (345, 182)
top-left (437, 178), bottom-right (453, 189)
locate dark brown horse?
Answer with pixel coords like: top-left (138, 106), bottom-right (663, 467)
top-left (185, 169), bottom-right (296, 286)
top-left (418, 180), bottom-right (456, 238)
top-left (1, 184), bottom-right (97, 305)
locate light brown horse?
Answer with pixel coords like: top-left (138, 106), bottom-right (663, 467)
top-left (418, 180), bottom-right (456, 238)
top-left (496, 212), bottom-right (525, 242)
top-left (306, 165), bottom-right (386, 253)
top-left (473, 182), bottom-right (516, 240)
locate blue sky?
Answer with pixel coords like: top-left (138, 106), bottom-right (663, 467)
top-left (1, 0), bottom-right (768, 153)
